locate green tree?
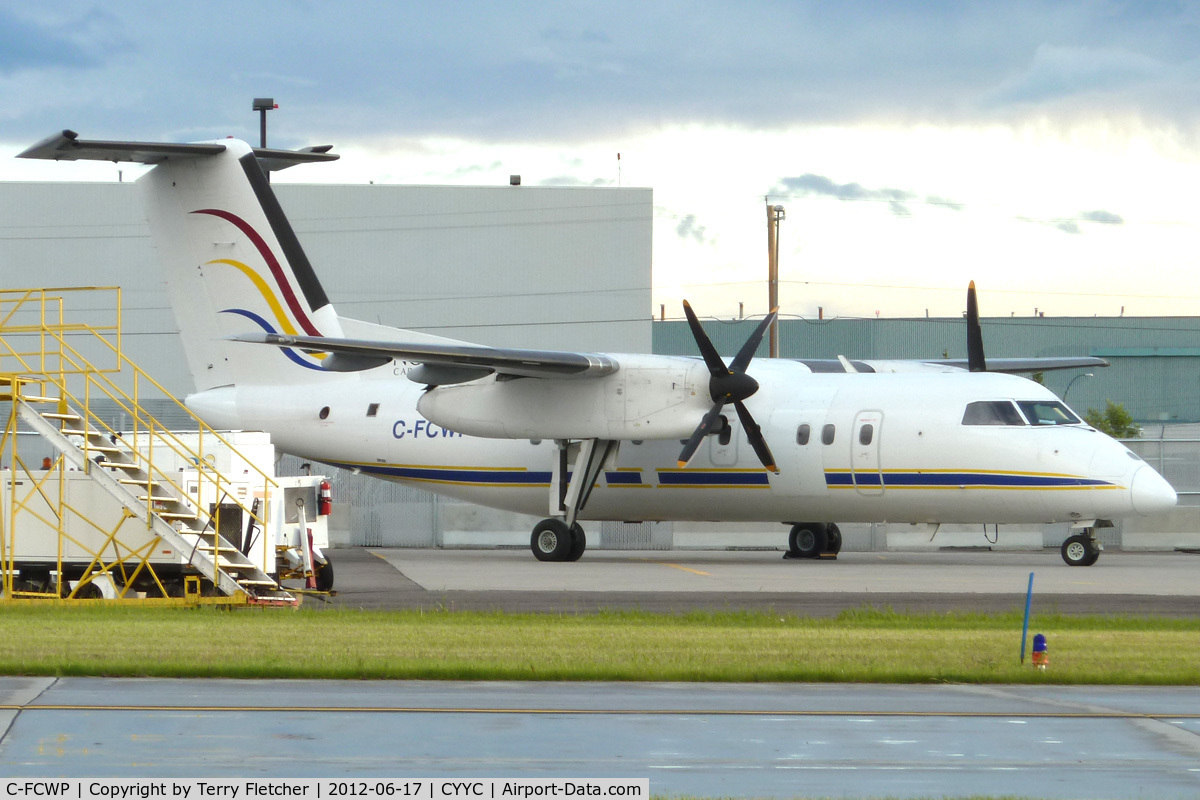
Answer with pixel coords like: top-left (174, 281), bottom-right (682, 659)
top-left (1084, 400), bottom-right (1141, 438)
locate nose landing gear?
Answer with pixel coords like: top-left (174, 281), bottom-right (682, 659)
top-left (1061, 529), bottom-right (1101, 566)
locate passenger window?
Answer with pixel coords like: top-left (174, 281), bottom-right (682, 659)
top-left (367, 403), bottom-right (380, 417)
top-left (822, 424), bottom-right (836, 445)
top-left (962, 400), bottom-right (1025, 426)
top-left (796, 424), bottom-right (810, 446)
top-left (859, 424), bottom-right (873, 445)
top-left (717, 415), bottom-right (732, 446)
top-left (1017, 400), bottom-right (1081, 426)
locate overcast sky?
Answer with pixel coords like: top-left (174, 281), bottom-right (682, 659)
top-left (3, 1), bottom-right (1200, 322)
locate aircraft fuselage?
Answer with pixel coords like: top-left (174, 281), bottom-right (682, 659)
top-left (188, 359), bottom-right (1172, 526)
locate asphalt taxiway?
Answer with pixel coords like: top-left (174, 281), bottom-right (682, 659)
top-left (321, 547), bottom-right (1200, 616)
top-left (2, 678), bottom-right (1199, 798)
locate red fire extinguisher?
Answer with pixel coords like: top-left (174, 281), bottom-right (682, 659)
top-left (318, 480), bottom-right (332, 516)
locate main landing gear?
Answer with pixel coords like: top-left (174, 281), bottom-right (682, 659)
top-left (785, 522), bottom-right (842, 559)
top-left (1061, 529), bottom-right (1102, 566)
top-left (529, 438), bottom-right (616, 563)
top-left (531, 519), bottom-right (587, 562)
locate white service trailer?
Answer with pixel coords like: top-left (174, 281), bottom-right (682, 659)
top-left (2, 431), bottom-right (333, 596)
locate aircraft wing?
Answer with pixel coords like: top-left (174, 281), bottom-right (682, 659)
top-left (232, 332), bottom-right (620, 383)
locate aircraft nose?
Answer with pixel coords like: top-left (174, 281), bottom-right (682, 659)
top-left (1130, 465), bottom-right (1177, 515)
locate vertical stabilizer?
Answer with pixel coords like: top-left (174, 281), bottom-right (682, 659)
top-left (139, 140), bottom-right (345, 390)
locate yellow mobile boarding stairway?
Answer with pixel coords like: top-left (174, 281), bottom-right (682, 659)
top-left (0, 287), bottom-right (294, 605)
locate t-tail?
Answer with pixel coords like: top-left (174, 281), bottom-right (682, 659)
top-left (142, 137), bottom-right (349, 389)
top-left (18, 130), bottom-right (410, 392)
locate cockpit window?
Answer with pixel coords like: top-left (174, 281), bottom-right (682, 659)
top-left (1017, 400), bottom-right (1081, 426)
top-left (962, 400), bottom-right (1025, 426)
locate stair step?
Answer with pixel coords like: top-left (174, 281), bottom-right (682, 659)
top-left (196, 543), bottom-right (241, 553)
top-left (21, 395), bottom-right (61, 404)
top-left (95, 460), bottom-right (141, 470)
top-left (236, 579), bottom-right (279, 586)
top-left (157, 511), bottom-right (198, 520)
top-left (138, 495), bottom-right (177, 503)
top-left (41, 412), bottom-right (81, 421)
top-left (118, 478), bottom-right (156, 486)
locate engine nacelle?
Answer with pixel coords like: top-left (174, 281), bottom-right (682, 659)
top-left (417, 354), bottom-right (711, 439)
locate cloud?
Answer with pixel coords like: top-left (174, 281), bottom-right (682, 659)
top-left (1027, 208), bottom-right (1125, 234)
top-left (774, 173), bottom-right (964, 217)
top-left (1079, 209), bottom-right (1124, 225)
top-left (0, 9), bottom-right (99, 73)
top-left (675, 214), bottom-right (711, 245)
top-left (3, 3), bottom-right (1200, 148)
top-left (985, 44), bottom-right (1166, 108)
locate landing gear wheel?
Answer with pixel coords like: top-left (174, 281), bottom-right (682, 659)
top-left (788, 523), bottom-right (828, 559)
top-left (567, 523), bottom-right (586, 562)
top-left (825, 523), bottom-right (843, 555)
top-left (1061, 533), bottom-right (1100, 567)
top-left (314, 557), bottom-right (335, 592)
top-left (532, 519), bottom-right (573, 562)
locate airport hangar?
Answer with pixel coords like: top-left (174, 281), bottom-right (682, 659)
top-left (1, 178), bottom-right (1197, 552)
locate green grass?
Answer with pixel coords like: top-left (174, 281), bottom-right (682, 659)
top-left (0, 605), bottom-right (1196, 684)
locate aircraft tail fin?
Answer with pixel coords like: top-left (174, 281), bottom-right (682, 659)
top-left (22, 131), bottom-right (365, 390)
top-left (141, 139), bottom-right (348, 390)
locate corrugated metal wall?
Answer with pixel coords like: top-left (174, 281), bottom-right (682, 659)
top-left (654, 316), bottom-right (1200, 423)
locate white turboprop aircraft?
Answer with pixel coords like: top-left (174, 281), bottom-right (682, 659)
top-left (19, 131), bottom-right (1177, 567)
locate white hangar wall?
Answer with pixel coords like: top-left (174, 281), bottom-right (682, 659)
top-left (0, 180), bottom-right (652, 398)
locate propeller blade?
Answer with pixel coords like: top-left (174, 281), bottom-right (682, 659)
top-left (682, 300), bottom-right (729, 378)
top-left (729, 307), bottom-right (778, 373)
top-left (677, 402), bottom-right (726, 468)
top-left (966, 281), bottom-right (987, 372)
top-left (734, 400), bottom-right (778, 473)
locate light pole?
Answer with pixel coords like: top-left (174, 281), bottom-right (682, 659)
top-left (1063, 372), bottom-right (1093, 405)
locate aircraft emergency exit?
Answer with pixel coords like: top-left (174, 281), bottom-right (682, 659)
top-left (18, 130), bottom-right (1177, 567)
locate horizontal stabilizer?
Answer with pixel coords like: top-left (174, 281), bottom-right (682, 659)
top-left (232, 332), bottom-right (620, 383)
top-left (18, 130), bottom-right (338, 171)
top-left (935, 356), bottom-right (1109, 373)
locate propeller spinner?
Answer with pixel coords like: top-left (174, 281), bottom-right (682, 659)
top-left (678, 301), bottom-right (779, 473)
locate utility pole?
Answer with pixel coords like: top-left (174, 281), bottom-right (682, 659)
top-left (766, 201), bottom-right (785, 357)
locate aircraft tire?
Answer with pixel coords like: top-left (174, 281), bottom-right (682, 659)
top-left (825, 523), bottom-right (843, 555)
top-left (532, 519), bottom-right (573, 562)
top-left (788, 523), bottom-right (828, 559)
top-left (1061, 534), bottom-right (1099, 567)
top-left (315, 557), bottom-right (335, 592)
top-left (567, 523), bottom-right (587, 562)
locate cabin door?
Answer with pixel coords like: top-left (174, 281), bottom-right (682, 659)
top-left (851, 410), bottom-right (884, 496)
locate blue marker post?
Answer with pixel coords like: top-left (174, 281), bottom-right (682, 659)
top-left (1020, 571), bottom-right (1034, 665)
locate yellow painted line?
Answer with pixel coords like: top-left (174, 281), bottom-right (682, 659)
top-left (632, 558), bottom-right (711, 576)
top-left (661, 562), bottom-right (712, 576)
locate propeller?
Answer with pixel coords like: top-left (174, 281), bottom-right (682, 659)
top-left (966, 280), bottom-right (987, 372)
top-left (678, 301), bottom-right (779, 472)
